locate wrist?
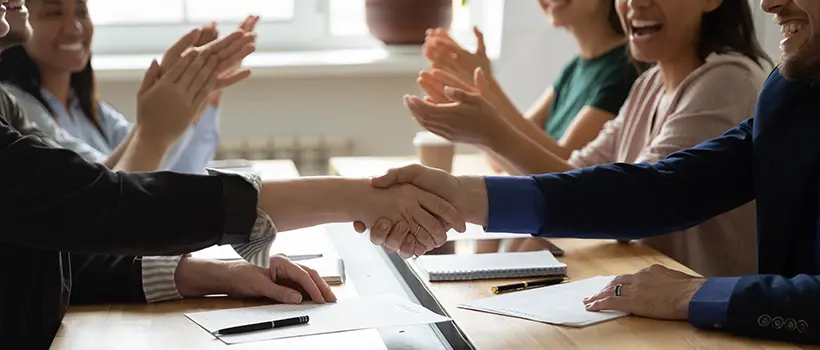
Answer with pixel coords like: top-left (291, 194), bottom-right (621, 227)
top-left (174, 257), bottom-right (232, 297)
top-left (454, 175), bottom-right (488, 226)
top-left (132, 125), bottom-right (175, 153)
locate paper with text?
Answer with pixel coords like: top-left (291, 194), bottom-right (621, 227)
top-left (458, 276), bottom-right (629, 327)
top-left (185, 294), bottom-right (451, 344)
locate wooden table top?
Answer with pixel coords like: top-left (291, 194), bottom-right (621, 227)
top-left (329, 154), bottom-right (814, 349)
top-left (52, 160), bottom-right (387, 350)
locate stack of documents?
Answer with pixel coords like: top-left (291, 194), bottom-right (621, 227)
top-left (186, 294), bottom-right (451, 344)
top-left (459, 276), bottom-right (629, 327)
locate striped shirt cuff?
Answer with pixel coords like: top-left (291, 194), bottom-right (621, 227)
top-left (141, 255), bottom-right (183, 303)
top-left (231, 208), bottom-right (277, 268)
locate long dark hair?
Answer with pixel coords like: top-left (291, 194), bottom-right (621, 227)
top-left (698, 0), bottom-right (772, 67)
top-left (0, 45), bottom-right (101, 128)
top-left (606, 0), bottom-right (624, 36)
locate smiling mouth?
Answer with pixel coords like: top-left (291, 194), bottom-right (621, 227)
top-left (630, 19), bottom-right (663, 38)
top-left (58, 43), bottom-right (84, 52)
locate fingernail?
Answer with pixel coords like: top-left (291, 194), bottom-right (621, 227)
top-left (288, 292), bottom-right (302, 304)
top-left (444, 86), bottom-right (454, 96)
top-left (380, 222), bottom-right (390, 231)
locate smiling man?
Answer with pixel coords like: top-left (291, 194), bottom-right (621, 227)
top-left (366, 0), bottom-right (820, 344)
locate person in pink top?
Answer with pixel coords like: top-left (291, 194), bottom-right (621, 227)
top-left (405, 0), bottom-right (773, 277)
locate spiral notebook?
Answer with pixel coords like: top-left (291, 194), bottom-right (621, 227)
top-left (417, 251), bottom-right (567, 282)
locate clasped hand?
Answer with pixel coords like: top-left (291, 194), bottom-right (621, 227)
top-left (352, 165), bottom-right (487, 258)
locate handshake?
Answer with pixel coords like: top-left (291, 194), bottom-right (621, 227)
top-left (349, 164), bottom-right (488, 258)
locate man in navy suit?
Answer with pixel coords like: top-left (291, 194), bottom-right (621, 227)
top-left (364, 0), bottom-right (820, 344)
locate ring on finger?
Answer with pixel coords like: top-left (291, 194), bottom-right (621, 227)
top-left (614, 284), bottom-right (623, 297)
top-left (413, 225), bottom-right (421, 236)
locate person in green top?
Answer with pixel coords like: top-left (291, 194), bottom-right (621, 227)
top-left (419, 0), bottom-right (641, 173)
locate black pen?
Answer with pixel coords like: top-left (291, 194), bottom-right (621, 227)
top-left (491, 276), bottom-right (568, 294)
top-left (213, 315), bottom-right (310, 336)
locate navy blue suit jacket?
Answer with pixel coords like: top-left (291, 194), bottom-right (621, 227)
top-left (484, 68), bottom-right (820, 343)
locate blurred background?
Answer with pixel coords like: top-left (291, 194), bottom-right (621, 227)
top-left (88, 0), bottom-right (779, 175)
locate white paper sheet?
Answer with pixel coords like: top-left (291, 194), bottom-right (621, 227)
top-left (446, 223), bottom-right (522, 241)
top-left (459, 276), bottom-right (629, 327)
top-left (185, 294), bottom-right (451, 344)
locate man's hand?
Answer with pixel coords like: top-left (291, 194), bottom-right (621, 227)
top-left (353, 164), bottom-right (488, 257)
top-left (584, 265), bottom-right (706, 320)
top-left (175, 255), bottom-right (337, 304)
top-left (354, 182), bottom-right (467, 258)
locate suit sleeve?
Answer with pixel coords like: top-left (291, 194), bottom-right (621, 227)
top-left (0, 118), bottom-right (258, 256)
top-left (68, 253), bottom-right (147, 304)
top-left (485, 118), bottom-right (756, 239)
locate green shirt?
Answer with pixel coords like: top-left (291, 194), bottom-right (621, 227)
top-left (545, 44), bottom-right (638, 139)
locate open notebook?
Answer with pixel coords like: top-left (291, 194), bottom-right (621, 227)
top-left (416, 251), bottom-right (567, 282)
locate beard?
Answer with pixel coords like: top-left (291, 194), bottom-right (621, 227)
top-left (779, 34), bottom-right (820, 82)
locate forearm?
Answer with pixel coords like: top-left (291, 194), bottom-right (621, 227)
top-left (490, 125), bottom-right (575, 174)
top-left (115, 127), bottom-right (173, 172)
top-left (105, 128), bottom-right (136, 169)
top-left (258, 177), bottom-right (370, 232)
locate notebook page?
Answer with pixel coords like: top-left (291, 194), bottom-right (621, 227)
top-left (459, 276), bottom-right (628, 327)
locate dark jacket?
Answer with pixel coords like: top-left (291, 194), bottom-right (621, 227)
top-left (0, 87), bottom-right (260, 348)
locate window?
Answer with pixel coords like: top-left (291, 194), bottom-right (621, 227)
top-left (90, 0), bottom-right (503, 55)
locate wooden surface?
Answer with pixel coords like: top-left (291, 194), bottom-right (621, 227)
top-left (330, 154), bottom-right (814, 349)
top-left (52, 160), bottom-right (387, 350)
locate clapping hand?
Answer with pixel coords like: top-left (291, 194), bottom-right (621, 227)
top-left (423, 26), bottom-right (491, 86)
top-left (406, 68), bottom-right (512, 147)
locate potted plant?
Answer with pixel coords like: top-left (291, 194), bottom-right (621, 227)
top-left (365, 0), bottom-right (454, 45)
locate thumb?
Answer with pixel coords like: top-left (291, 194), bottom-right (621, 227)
top-left (444, 85), bottom-right (481, 105)
top-left (474, 67), bottom-right (491, 96)
top-left (370, 164), bottom-right (425, 188)
top-left (474, 26), bottom-right (486, 55)
top-left (139, 60), bottom-right (161, 95)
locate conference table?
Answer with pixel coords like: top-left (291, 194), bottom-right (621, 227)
top-left (329, 154), bottom-right (816, 350)
top-left (53, 157), bottom-right (816, 349)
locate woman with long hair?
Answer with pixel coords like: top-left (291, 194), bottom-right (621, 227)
top-left (408, 0), bottom-right (772, 277)
top-left (0, 0), bottom-right (258, 173)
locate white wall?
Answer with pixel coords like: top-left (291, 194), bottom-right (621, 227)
top-left (95, 1), bottom-right (577, 157)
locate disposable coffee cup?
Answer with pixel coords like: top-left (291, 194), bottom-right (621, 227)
top-left (413, 131), bottom-right (454, 172)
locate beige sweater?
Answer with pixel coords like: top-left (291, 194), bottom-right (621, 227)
top-left (568, 53), bottom-right (768, 277)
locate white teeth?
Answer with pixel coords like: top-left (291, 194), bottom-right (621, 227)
top-left (781, 23), bottom-right (804, 37)
top-left (58, 43), bottom-right (83, 51)
top-left (631, 19), bottom-right (661, 28)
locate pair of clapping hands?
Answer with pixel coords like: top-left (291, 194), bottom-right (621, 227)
top-left (134, 16), bottom-right (259, 145)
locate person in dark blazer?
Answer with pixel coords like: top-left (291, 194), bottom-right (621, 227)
top-left (362, 0), bottom-right (820, 344)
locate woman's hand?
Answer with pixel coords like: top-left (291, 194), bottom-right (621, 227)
top-left (405, 69), bottom-right (513, 148)
top-left (202, 16), bottom-right (261, 107)
top-left (423, 27), bottom-right (491, 86)
top-left (175, 255), bottom-right (337, 304)
top-left (136, 50), bottom-right (219, 145)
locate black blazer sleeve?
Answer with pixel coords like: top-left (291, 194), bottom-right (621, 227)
top-left (68, 254), bottom-right (146, 304)
top-left (0, 117), bottom-right (258, 256)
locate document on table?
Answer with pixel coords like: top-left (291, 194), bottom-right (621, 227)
top-left (459, 276), bottom-right (629, 327)
top-left (185, 294), bottom-right (451, 344)
top-left (446, 223), bottom-right (522, 241)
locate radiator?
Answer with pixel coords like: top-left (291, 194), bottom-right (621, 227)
top-left (215, 137), bottom-right (354, 175)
